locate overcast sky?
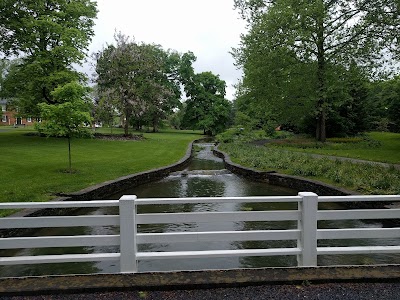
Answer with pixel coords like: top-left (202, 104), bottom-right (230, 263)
top-left (85, 0), bottom-right (246, 100)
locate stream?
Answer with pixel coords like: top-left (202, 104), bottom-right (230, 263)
top-left (1, 143), bottom-right (400, 277)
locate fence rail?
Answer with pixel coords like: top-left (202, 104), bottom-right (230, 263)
top-left (0, 192), bottom-right (400, 274)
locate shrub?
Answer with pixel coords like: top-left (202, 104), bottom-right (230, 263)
top-left (216, 127), bottom-right (269, 143)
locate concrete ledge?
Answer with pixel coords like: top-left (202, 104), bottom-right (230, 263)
top-left (1, 265), bottom-right (400, 294)
top-left (213, 146), bottom-right (358, 197)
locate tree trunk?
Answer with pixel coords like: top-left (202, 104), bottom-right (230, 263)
top-left (316, 11), bottom-right (327, 143)
top-left (152, 119), bottom-right (157, 133)
top-left (124, 119), bottom-right (129, 136)
top-left (316, 117), bottom-right (321, 141)
top-left (316, 111), bottom-right (326, 142)
top-left (124, 106), bottom-right (131, 136)
top-left (68, 136), bottom-right (72, 171)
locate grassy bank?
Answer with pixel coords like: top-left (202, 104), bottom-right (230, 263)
top-left (219, 143), bottom-right (400, 195)
top-left (0, 128), bottom-right (201, 209)
top-left (268, 132), bottom-right (400, 164)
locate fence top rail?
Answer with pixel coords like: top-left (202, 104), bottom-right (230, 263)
top-left (2, 195), bottom-right (399, 211)
top-left (135, 196), bottom-right (302, 205)
top-left (0, 200), bottom-right (120, 210)
top-left (319, 195), bottom-right (400, 203)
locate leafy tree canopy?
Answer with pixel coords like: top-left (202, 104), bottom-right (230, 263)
top-left (94, 33), bottom-right (192, 135)
top-left (182, 71), bottom-right (232, 135)
top-left (234, 0), bottom-right (400, 140)
top-left (36, 81), bottom-right (93, 171)
top-left (0, 0), bottom-right (97, 114)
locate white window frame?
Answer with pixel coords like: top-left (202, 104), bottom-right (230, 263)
top-left (27, 117), bottom-right (32, 123)
top-left (2, 115), bottom-right (7, 123)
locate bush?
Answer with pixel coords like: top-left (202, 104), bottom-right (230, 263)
top-left (216, 127), bottom-right (269, 143)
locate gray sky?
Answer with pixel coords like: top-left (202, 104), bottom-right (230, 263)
top-left (86, 0), bottom-right (246, 100)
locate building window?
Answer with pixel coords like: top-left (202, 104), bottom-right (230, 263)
top-left (2, 115), bottom-right (7, 123)
top-left (1, 105), bottom-right (5, 112)
top-left (27, 117), bottom-right (32, 122)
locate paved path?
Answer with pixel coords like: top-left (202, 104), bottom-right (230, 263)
top-left (3, 281), bottom-right (400, 299)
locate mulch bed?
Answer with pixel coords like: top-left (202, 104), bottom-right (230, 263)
top-left (93, 133), bottom-right (144, 141)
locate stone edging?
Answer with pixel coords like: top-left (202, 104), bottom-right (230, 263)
top-left (213, 146), bottom-right (358, 196)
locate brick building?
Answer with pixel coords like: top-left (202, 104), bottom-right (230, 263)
top-left (0, 99), bottom-right (38, 126)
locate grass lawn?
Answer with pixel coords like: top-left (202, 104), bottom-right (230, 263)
top-left (0, 127), bottom-right (202, 209)
top-left (268, 132), bottom-right (400, 164)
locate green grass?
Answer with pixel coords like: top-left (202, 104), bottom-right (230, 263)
top-left (0, 127), bottom-right (202, 211)
top-left (268, 132), bottom-right (400, 164)
top-left (219, 143), bottom-right (400, 195)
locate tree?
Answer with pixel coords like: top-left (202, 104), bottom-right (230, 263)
top-left (36, 82), bottom-right (92, 172)
top-left (234, 0), bottom-right (400, 141)
top-left (138, 47), bottom-right (183, 132)
top-left (183, 71), bottom-right (232, 135)
top-left (0, 0), bottom-right (97, 115)
top-left (94, 89), bottom-right (118, 133)
top-left (367, 76), bottom-right (400, 132)
top-left (94, 33), bottom-right (188, 135)
top-left (94, 34), bottom-right (161, 135)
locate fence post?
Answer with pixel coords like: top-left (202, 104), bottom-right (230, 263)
top-left (119, 195), bottom-right (137, 273)
top-left (297, 192), bottom-right (318, 267)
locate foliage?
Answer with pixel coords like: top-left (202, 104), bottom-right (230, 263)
top-left (220, 142), bottom-right (400, 195)
top-left (233, 0), bottom-right (400, 141)
top-left (216, 127), bottom-right (269, 143)
top-left (0, 58), bottom-right (11, 94)
top-left (0, 128), bottom-right (201, 216)
top-left (36, 82), bottom-right (93, 170)
top-left (367, 76), bottom-right (400, 133)
top-left (168, 104), bottom-right (186, 130)
top-left (94, 33), bottom-right (186, 135)
top-left (182, 70), bottom-right (232, 135)
top-left (91, 85), bottom-right (118, 132)
top-left (0, 0), bottom-right (97, 115)
top-left (274, 130), bottom-right (295, 140)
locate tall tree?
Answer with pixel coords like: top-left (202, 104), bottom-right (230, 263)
top-left (94, 34), bottom-right (145, 135)
top-left (94, 34), bottom-right (189, 135)
top-left (234, 0), bottom-right (400, 141)
top-left (367, 76), bottom-right (400, 132)
top-left (139, 47), bottom-right (183, 132)
top-left (0, 0), bottom-right (97, 114)
top-left (183, 71), bottom-right (232, 135)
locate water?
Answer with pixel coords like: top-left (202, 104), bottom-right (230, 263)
top-left (1, 143), bottom-right (400, 277)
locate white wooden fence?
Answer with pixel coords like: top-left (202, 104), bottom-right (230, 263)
top-left (1, 192), bottom-right (400, 274)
